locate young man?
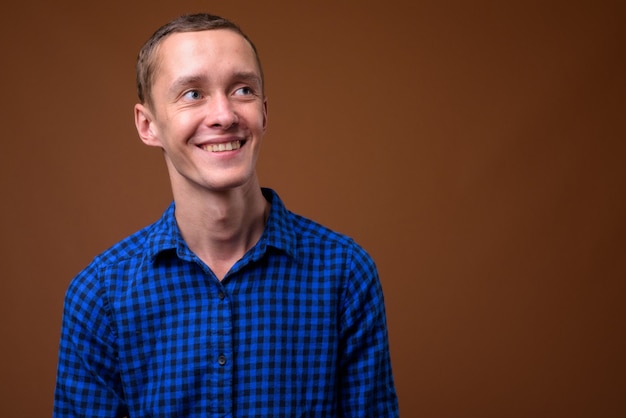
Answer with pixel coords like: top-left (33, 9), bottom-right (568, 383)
top-left (55, 13), bottom-right (398, 417)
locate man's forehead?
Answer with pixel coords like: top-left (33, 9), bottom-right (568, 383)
top-left (153, 29), bottom-right (259, 79)
top-left (158, 29), bottom-right (254, 60)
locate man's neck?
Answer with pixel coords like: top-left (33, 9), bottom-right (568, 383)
top-left (173, 181), bottom-right (269, 280)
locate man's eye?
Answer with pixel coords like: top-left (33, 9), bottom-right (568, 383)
top-left (234, 87), bottom-right (253, 96)
top-left (183, 90), bottom-right (202, 100)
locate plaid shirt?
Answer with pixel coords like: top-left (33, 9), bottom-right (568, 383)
top-left (55, 188), bottom-right (398, 417)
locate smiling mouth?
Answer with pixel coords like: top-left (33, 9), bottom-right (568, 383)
top-left (200, 140), bottom-right (243, 152)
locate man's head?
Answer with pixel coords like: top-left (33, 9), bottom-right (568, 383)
top-left (136, 13), bottom-right (264, 109)
top-left (133, 15), bottom-right (268, 194)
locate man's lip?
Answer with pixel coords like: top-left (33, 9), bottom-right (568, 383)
top-left (195, 136), bottom-right (246, 147)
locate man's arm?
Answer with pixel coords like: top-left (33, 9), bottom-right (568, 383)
top-left (338, 244), bottom-right (399, 417)
top-left (54, 265), bottom-right (127, 417)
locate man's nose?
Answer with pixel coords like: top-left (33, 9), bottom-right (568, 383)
top-left (205, 94), bottom-right (238, 129)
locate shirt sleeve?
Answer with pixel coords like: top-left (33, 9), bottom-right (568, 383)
top-left (338, 243), bottom-right (399, 417)
top-left (54, 263), bottom-right (128, 417)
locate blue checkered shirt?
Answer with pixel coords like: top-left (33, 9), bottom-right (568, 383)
top-left (55, 188), bottom-right (398, 417)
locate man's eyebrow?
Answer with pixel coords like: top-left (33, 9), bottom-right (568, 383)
top-left (232, 71), bottom-right (262, 86)
top-left (168, 74), bottom-right (208, 96)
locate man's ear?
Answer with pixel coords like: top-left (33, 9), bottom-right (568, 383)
top-left (262, 97), bottom-right (268, 133)
top-left (134, 103), bottom-right (161, 147)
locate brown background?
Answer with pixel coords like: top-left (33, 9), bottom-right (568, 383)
top-left (1, 0), bottom-right (625, 416)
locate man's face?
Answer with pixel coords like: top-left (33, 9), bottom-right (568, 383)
top-left (135, 29), bottom-right (267, 194)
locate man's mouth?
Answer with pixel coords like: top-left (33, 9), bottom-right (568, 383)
top-left (200, 140), bottom-right (243, 153)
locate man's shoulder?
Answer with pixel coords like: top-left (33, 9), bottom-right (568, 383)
top-left (96, 222), bottom-right (158, 265)
top-left (287, 210), bottom-right (374, 263)
top-left (266, 188), bottom-right (370, 259)
top-left (289, 211), bottom-right (354, 245)
top-left (63, 205), bottom-right (176, 307)
top-left (85, 205), bottom-right (174, 273)
top-left (65, 219), bottom-right (163, 297)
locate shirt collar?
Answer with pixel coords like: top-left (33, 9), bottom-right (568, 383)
top-left (146, 188), bottom-right (297, 262)
top-left (255, 187), bottom-right (297, 259)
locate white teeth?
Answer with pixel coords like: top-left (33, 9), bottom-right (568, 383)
top-left (202, 140), bottom-right (242, 152)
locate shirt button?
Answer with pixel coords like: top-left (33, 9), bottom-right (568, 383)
top-left (217, 354), bottom-right (227, 366)
top-left (218, 291), bottom-right (225, 300)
